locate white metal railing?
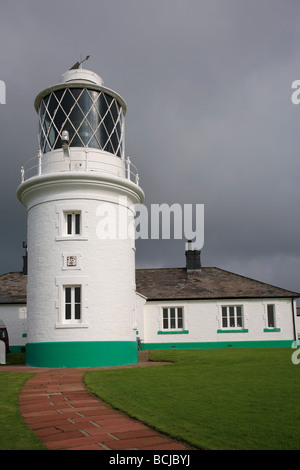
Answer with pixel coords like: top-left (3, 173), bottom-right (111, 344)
top-left (20, 152), bottom-right (140, 186)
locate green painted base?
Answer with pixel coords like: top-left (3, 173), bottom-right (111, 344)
top-left (8, 345), bottom-right (26, 353)
top-left (26, 341), bottom-right (138, 368)
top-left (141, 340), bottom-right (293, 350)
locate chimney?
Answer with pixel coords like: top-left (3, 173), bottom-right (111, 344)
top-left (185, 240), bottom-right (201, 271)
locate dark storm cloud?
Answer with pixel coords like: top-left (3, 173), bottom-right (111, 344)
top-left (0, 0), bottom-right (299, 295)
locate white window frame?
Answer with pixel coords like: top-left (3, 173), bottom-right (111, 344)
top-left (263, 303), bottom-right (281, 332)
top-left (221, 305), bottom-right (244, 329)
top-left (263, 303), bottom-right (280, 331)
top-left (64, 285), bottom-right (81, 323)
top-left (162, 307), bottom-right (184, 331)
top-left (56, 203), bottom-right (88, 241)
top-left (55, 276), bottom-right (89, 328)
top-left (65, 212), bottom-right (81, 236)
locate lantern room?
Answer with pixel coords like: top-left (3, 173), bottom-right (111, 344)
top-left (34, 68), bottom-right (126, 158)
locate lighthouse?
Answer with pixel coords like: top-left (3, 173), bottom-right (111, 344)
top-left (17, 63), bottom-right (144, 367)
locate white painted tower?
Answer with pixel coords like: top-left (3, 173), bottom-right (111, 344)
top-left (17, 64), bottom-right (144, 367)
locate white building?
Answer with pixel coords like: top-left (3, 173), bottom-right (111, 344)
top-left (135, 249), bottom-right (299, 350)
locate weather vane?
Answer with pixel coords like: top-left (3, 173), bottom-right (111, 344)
top-left (69, 55), bottom-right (90, 70)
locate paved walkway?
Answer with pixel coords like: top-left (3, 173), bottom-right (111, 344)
top-left (2, 358), bottom-right (194, 451)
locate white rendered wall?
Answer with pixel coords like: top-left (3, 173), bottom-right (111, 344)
top-left (134, 292), bottom-right (147, 341)
top-left (141, 298), bottom-right (296, 346)
top-left (38, 148), bottom-right (126, 179)
top-left (0, 304), bottom-right (27, 348)
top-left (296, 314), bottom-right (300, 339)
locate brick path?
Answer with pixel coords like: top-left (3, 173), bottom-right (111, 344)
top-left (9, 360), bottom-right (194, 451)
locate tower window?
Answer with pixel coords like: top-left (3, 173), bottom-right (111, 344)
top-left (56, 204), bottom-right (88, 241)
top-left (66, 212), bottom-right (81, 235)
top-left (55, 275), bottom-right (88, 329)
top-left (64, 286), bottom-right (81, 321)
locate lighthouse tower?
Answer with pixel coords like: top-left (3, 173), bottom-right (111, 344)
top-left (17, 64), bottom-right (144, 367)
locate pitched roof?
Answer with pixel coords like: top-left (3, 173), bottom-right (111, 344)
top-left (0, 272), bottom-right (27, 304)
top-left (135, 267), bottom-right (299, 301)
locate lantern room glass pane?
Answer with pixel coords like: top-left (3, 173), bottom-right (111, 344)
top-left (61, 89), bottom-right (75, 114)
top-left (38, 88), bottom-right (124, 157)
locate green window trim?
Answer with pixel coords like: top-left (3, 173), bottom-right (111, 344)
top-left (157, 330), bottom-right (189, 335)
top-left (263, 328), bottom-right (281, 332)
top-left (217, 329), bottom-right (249, 333)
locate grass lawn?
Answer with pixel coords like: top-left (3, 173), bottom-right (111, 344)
top-left (84, 348), bottom-right (300, 450)
top-left (0, 372), bottom-right (46, 450)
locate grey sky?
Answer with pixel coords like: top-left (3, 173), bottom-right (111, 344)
top-left (0, 0), bottom-right (300, 297)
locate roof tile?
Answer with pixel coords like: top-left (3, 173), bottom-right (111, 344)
top-left (0, 272), bottom-right (27, 304)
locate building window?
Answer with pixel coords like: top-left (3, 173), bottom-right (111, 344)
top-left (162, 307), bottom-right (183, 330)
top-left (65, 212), bottom-right (81, 236)
top-left (263, 304), bottom-right (280, 331)
top-left (221, 306), bottom-right (243, 329)
top-left (64, 286), bottom-right (81, 322)
top-left (267, 304), bottom-right (275, 328)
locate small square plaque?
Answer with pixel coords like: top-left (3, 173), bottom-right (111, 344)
top-left (67, 256), bottom-right (77, 267)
